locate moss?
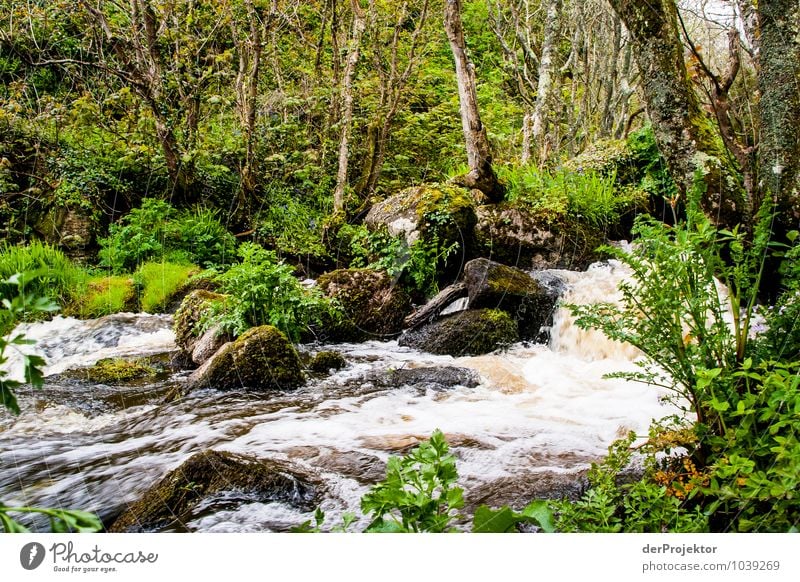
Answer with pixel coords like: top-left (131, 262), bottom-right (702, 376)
top-left (64, 357), bottom-right (156, 384)
top-left (173, 289), bottom-right (227, 351)
top-left (135, 261), bottom-right (198, 313)
top-left (198, 325), bottom-right (304, 390)
top-left (108, 451), bottom-right (320, 532)
top-left (309, 350), bottom-right (347, 373)
top-left (317, 268), bottom-right (412, 341)
top-left (67, 275), bottom-right (136, 318)
top-left (398, 308), bottom-right (519, 356)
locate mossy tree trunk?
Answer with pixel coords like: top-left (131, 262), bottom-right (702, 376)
top-left (444, 0), bottom-right (504, 202)
top-left (608, 0), bottom-right (747, 227)
top-left (757, 0), bottom-right (800, 224)
top-left (531, 0), bottom-right (562, 168)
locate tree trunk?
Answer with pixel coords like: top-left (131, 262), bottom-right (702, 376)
top-left (757, 0), bottom-right (800, 223)
top-left (531, 0), bottom-right (562, 167)
top-left (444, 0), bottom-right (504, 202)
top-left (333, 0), bottom-right (367, 213)
top-left (608, 0), bottom-right (747, 228)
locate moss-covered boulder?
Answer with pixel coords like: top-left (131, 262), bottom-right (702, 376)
top-left (108, 450), bottom-right (321, 532)
top-left (464, 258), bottom-right (563, 341)
top-left (309, 350), bottom-right (347, 373)
top-left (398, 308), bottom-right (519, 356)
top-left (62, 357), bottom-right (157, 384)
top-left (188, 325), bottom-right (304, 391)
top-left (365, 182), bottom-right (477, 282)
top-left (316, 269), bottom-right (412, 342)
top-left (173, 289), bottom-right (227, 361)
top-left (473, 204), bottom-right (604, 271)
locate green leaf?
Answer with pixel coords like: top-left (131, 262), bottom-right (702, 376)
top-left (472, 505), bottom-right (519, 533)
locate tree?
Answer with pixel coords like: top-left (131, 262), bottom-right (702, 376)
top-left (530, 0), bottom-right (561, 166)
top-left (607, 0), bottom-right (746, 227)
top-left (444, 0), bottom-right (504, 201)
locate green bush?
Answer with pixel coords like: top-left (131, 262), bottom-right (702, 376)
top-left (98, 199), bottom-right (236, 273)
top-left (0, 240), bottom-right (85, 309)
top-left (134, 261), bottom-right (197, 313)
top-left (563, 180), bottom-right (800, 532)
top-left (207, 242), bottom-right (336, 342)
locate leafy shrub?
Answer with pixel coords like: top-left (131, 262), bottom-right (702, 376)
top-left (563, 180), bottom-right (800, 532)
top-left (99, 199), bottom-right (236, 272)
top-left (134, 261), bottom-right (197, 313)
top-left (360, 430), bottom-right (464, 533)
top-left (0, 240), bottom-right (85, 309)
top-left (207, 242), bottom-right (336, 341)
top-left (256, 186), bottom-right (329, 260)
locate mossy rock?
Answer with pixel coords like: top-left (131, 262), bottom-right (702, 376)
top-left (188, 325), bottom-right (304, 391)
top-left (108, 450), bottom-right (321, 532)
top-left (364, 182), bottom-right (477, 281)
top-left (464, 258), bottom-right (564, 341)
top-left (398, 308), bottom-right (519, 356)
top-left (173, 289), bottom-right (226, 354)
top-left (316, 268), bottom-right (412, 342)
top-left (61, 357), bottom-right (157, 384)
top-left (309, 350), bottom-right (347, 373)
top-left (473, 203), bottom-right (604, 271)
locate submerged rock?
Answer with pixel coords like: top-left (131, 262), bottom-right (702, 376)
top-left (371, 366), bottom-right (481, 389)
top-left (308, 350), bottom-right (347, 373)
top-left (316, 268), bottom-right (412, 341)
top-left (60, 357), bottom-right (157, 385)
top-left (398, 308), bottom-right (519, 356)
top-left (188, 325), bottom-right (304, 391)
top-left (464, 258), bottom-right (562, 341)
top-left (109, 451), bottom-right (321, 532)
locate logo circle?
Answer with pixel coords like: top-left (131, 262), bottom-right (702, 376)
top-left (20, 542), bottom-right (46, 570)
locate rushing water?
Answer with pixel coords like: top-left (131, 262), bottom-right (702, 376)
top-left (0, 260), bottom-right (681, 532)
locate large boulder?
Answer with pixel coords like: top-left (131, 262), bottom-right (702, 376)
top-left (464, 258), bottom-right (563, 341)
top-left (188, 325), bottom-right (304, 391)
top-left (173, 289), bottom-right (229, 365)
top-left (317, 268), bottom-right (412, 341)
top-left (365, 182), bottom-right (477, 283)
top-left (109, 451), bottom-right (321, 532)
top-left (398, 308), bottom-right (519, 356)
top-left (473, 204), bottom-right (603, 271)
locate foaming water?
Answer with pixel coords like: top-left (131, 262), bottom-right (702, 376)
top-left (0, 262), bottom-right (681, 531)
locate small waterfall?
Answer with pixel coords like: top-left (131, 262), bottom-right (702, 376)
top-left (548, 260), bottom-right (642, 362)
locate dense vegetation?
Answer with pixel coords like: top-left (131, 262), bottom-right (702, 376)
top-left (0, 0), bottom-right (798, 534)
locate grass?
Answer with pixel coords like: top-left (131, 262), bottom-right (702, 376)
top-left (0, 240), bottom-right (86, 307)
top-left (69, 275), bottom-right (136, 318)
top-left (134, 261), bottom-right (197, 313)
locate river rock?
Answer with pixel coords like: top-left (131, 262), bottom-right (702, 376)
top-left (190, 324), bottom-right (228, 366)
top-left (464, 258), bottom-right (562, 341)
top-left (316, 268), bottom-right (412, 341)
top-left (398, 308), bottom-right (518, 356)
top-left (473, 204), bottom-right (603, 271)
top-left (308, 350), bottom-right (347, 373)
top-left (109, 450), bottom-right (321, 532)
top-left (188, 325), bottom-right (304, 391)
top-left (173, 289), bottom-right (228, 362)
top-left (371, 366), bottom-right (481, 389)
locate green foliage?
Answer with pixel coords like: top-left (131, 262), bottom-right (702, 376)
top-left (134, 261), bottom-right (196, 313)
top-left (498, 164), bottom-right (645, 229)
top-left (256, 187), bottom-right (329, 260)
top-left (472, 501), bottom-right (555, 533)
top-left (207, 243), bottom-right (336, 342)
top-left (552, 433), bottom-right (708, 533)
top-left (99, 199), bottom-right (236, 273)
top-left (625, 125), bottom-right (678, 202)
top-left (563, 181), bottom-right (800, 532)
top-left (0, 240), bottom-right (85, 310)
top-left (0, 505), bottom-right (102, 533)
top-left (360, 430), bottom-right (464, 533)
top-left (0, 274), bottom-right (57, 414)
